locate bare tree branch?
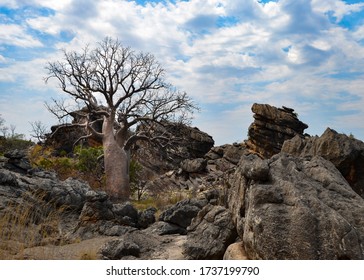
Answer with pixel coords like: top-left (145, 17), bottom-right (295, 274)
top-left (45, 37), bottom-right (199, 200)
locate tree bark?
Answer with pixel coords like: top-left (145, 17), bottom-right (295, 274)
top-left (102, 116), bottom-right (130, 201)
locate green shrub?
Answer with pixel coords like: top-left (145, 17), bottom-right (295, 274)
top-left (74, 145), bottom-right (103, 173)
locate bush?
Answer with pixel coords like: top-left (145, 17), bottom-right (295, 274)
top-left (74, 145), bottom-right (103, 173)
top-left (0, 137), bottom-right (33, 155)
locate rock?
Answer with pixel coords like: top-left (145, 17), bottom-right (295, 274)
top-left (181, 158), bottom-right (207, 173)
top-left (79, 199), bottom-right (114, 224)
top-left (99, 239), bottom-right (140, 259)
top-left (144, 221), bottom-right (187, 235)
top-left (99, 231), bottom-right (167, 260)
top-left (4, 149), bottom-right (32, 173)
top-left (222, 144), bottom-right (246, 164)
top-left (133, 122), bottom-right (214, 173)
top-left (228, 152), bottom-right (364, 259)
top-left (113, 202), bottom-right (139, 227)
top-left (183, 204), bottom-right (237, 259)
top-left (45, 107), bottom-right (103, 153)
top-left (246, 103), bottom-right (308, 158)
top-left (79, 200), bottom-right (141, 229)
top-left (238, 154), bottom-right (270, 182)
top-left (0, 169), bottom-right (18, 187)
top-left (159, 198), bottom-right (208, 230)
top-left (282, 128), bottom-right (364, 198)
top-left (223, 242), bottom-right (249, 260)
top-left (138, 207), bottom-right (157, 229)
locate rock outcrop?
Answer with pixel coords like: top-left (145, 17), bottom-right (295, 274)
top-left (246, 103), bottom-right (308, 158)
top-left (282, 128), bottom-right (364, 198)
top-left (228, 153), bottom-right (364, 259)
top-left (45, 108), bottom-right (103, 153)
top-left (134, 122), bottom-right (214, 173)
top-left (183, 204), bottom-right (237, 260)
top-left (4, 102), bottom-right (364, 260)
top-left (3, 149), bottom-right (32, 174)
top-left (159, 198), bottom-right (208, 234)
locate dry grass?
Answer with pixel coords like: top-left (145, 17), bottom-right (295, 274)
top-left (0, 190), bottom-right (66, 259)
top-left (132, 189), bottom-right (192, 219)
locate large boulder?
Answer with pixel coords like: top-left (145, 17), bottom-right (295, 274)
top-left (246, 103), bottom-right (308, 158)
top-left (183, 204), bottom-right (237, 259)
top-left (228, 152), bottom-right (364, 259)
top-left (134, 122), bottom-right (214, 172)
top-left (4, 149), bottom-right (32, 174)
top-left (159, 198), bottom-right (208, 234)
top-left (223, 242), bottom-right (249, 260)
top-left (282, 128), bottom-right (364, 198)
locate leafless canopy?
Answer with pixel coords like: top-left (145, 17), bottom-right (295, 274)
top-left (45, 37), bottom-right (197, 149)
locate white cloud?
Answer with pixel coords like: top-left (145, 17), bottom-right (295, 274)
top-left (0, 54), bottom-right (6, 63)
top-left (312, 0), bottom-right (364, 22)
top-left (0, 24), bottom-right (43, 47)
top-left (2, 0), bottom-right (364, 144)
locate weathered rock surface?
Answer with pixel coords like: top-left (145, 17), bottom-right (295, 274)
top-left (45, 108), bottom-right (103, 153)
top-left (223, 242), bottom-right (249, 260)
top-left (181, 158), bottom-right (207, 173)
top-left (133, 122), bottom-right (214, 173)
top-left (183, 204), bottom-right (237, 259)
top-left (99, 231), bottom-right (187, 260)
top-left (246, 103), bottom-right (308, 158)
top-left (159, 198), bottom-right (208, 234)
top-left (282, 128), bottom-right (364, 198)
top-left (3, 149), bottom-right (32, 174)
top-left (229, 152), bottom-right (364, 259)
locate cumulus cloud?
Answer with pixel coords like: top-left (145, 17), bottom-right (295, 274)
top-left (0, 24), bottom-right (42, 47)
top-left (2, 0), bottom-right (364, 143)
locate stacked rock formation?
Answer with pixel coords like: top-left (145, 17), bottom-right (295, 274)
top-left (246, 103), bottom-right (308, 158)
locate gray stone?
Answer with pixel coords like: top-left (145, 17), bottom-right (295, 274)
top-left (223, 144), bottom-right (246, 164)
top-left (159, 199), bottom-right (208, 229)
top-left (144, 221), bottom-right (187, 235)
top-left (246, 103), bottom-right (308, 158)
top-left (183, 204), bottom-right (237, 259)
top-left (181, 158), bottom-right (207, 173)
top-left (238, 154), bottom-right (270, 182)
top-left (99, 239), bottom-right (140, 259)
top-left (282, 128), bottom-right (364, 198)
top-left (138, 207), bottom-right (157, 229)
top-left (228, 152), bottom-right (364, 259)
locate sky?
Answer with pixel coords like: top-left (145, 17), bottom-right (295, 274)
top-left (1, 0), bottom-right (364, 145)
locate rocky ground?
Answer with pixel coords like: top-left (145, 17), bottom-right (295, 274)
top-left (1, 103), bottom-right (364, 260)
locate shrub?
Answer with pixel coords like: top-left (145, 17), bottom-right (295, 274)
top-left (74, 145), bottom-right (103, 173)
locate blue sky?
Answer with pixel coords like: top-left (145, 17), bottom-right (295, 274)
top-left (1, 0), bottom-right (364, 145)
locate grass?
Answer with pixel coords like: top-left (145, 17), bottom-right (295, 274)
top-left (0, 190), bottom-right (66, 259)
top-left (132, 189), bottom-right (193, 219)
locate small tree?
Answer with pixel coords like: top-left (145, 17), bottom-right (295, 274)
top-left (0, 115), bottom-right (8, 137)
top-left (30, 121), bottom-right (48, 143)
top-left (45, 37), bottom-right (197, 201)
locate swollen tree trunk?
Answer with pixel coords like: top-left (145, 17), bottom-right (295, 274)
top-left (102, 116), bottom-right (130, 201)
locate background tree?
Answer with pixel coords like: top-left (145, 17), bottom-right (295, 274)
top-left (0, 115), bottom-right (8, 137)
top-left (45, 37), bottom-right (197, 201)
top-left (30, 121), bottom-right (48, 143)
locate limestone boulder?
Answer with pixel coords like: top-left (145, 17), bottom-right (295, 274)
top-left (282, 128), bottom-right (364, 197)
top-left (183, 204), bottom-right (237, 259)
top-left (229, 152), bottom-right (364, 259)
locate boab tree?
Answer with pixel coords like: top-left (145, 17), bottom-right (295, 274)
top-left (46, 37), bottom-right (196, 201)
